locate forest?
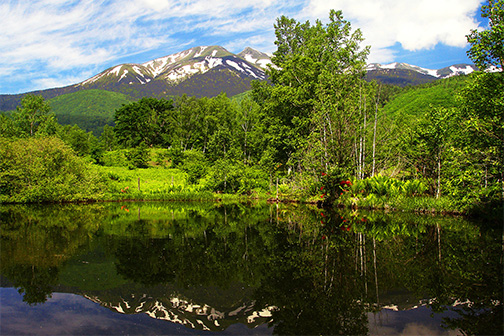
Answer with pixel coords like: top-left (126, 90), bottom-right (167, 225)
top-left (0, 6), bottom-right (503, 218)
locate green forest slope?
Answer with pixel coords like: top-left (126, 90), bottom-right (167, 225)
top-left (49, 89), bottom-right (134, 135)
top-left (382, 75), bottom-right (470, 119)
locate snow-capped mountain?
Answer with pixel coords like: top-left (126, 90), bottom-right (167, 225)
top-left (366, 62), bottom-right (478, 79)
top-left (79, 46), bottom-right (266, 88)
top-left (365, 62), bottom-right (479, 86)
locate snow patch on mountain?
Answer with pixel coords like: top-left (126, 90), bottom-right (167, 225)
top-left (119, 70), bottom-right (128, 81)
top-left (226, 60), bottom-right (244, 72)
top-left (206, 56), bottom-right (223, 68)
top-left (447, 65), bottom-right (474, 76)
top-left (110, 65), bottom-right (123, 76)
top-left (194, 46), bottom-right (208, 58)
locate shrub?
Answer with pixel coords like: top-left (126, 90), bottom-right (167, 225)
top-left (125, 142), bottom-right (149, 169)
top-left (204, 160), bottom-right (268, 194)
top-left (0, 137), bottom-right (105, 203)
top-left (180, 149), bottom-right (208, 184)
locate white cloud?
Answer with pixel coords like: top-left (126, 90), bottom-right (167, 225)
top-left (303, 0), bottom-right (483, 63)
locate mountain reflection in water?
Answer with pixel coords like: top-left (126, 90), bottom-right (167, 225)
top-left (1, 202), bottom-right (502, 335)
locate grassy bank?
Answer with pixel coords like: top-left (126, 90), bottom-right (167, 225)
top-left (95, 166), bottom-right (270, 203)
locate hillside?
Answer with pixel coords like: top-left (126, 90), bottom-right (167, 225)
top-left (382, 74), bottom-right (471, 119)
top-left (49, 90), bottom-right (134, 135)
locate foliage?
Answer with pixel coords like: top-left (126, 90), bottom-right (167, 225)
top-left (204, 159), bottom-right (268, 194)
top-left (99, 124), bottom-right (119, 151)
top-left (125, 142), bottom-right (150, 169)
top-left (0, 137), bottom-right (105, 203)
top-left (252, 10), bottom-right (370, 177)
top-left (382, 75), bottom-right (469, 119)
top-left (49, 89), bottom-right (133, 135)
top-left (179, 149), bottom-right (208, 184)
top-left (114, 97), bottom-right (175, 147)
top-left (11, 94), bottom-right (55, 137)
top-left (466, 0), bottom-right (504, 70)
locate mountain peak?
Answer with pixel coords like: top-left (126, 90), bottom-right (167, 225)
top-left (237, 48), bottom-right (272, 69)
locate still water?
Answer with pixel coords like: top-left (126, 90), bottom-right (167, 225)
top-left (0, 202), bottom-right (502, 335)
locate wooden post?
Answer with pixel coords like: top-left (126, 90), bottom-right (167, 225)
top-left (138, 177), bottom-right (140, 191)
top-left (276, 177), bottom-right (279, 200)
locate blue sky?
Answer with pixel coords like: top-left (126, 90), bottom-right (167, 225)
top-left (0, 0), bottom-right (487, 94)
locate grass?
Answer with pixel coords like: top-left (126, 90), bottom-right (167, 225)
top-left (96, 166), bottom-right (271, 203)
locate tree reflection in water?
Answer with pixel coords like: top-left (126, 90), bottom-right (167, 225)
top-left (0, 202), bottom-right (502, 335)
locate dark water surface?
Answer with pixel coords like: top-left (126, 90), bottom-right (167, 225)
top-left (1, 202), bottom-right (502, 335)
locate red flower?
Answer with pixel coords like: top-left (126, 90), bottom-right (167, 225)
top-left (321, 172), bottom-right (327, 176)
top-left (321, 193), bottom-right (326, 198)
top-left (322, 235), bottom-right (326, 240)
top-left (320, 186), bottom-right (324, 190)
top-left (321, 220), bottom-right (324, 224)
top-left (321, 212), bottom-right (325, 217)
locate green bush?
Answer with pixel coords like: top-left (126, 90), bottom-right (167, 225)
top-left (0, 137), bottom-right (105, 203)
top-left (204, 160), bottom-right (268, 194)
top-left (125, 142), bottom-right (149, 169)
top-left (101, 149), bottom-right (129, 167)
top-left (180, 149), bottom-right (208, 184)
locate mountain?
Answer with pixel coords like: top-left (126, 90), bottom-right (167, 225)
top-left (365, 62), bottom-right (478, 86)
top-left (0, 45), bottom-right (478, 111)
top-left (237, 47), bottom-right (272, 69)
top-left (0, 46), bottom-right (268, 111)
top-left (80, 45), bottom-right (267, 90)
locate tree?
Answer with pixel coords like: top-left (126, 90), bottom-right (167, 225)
top-left (235, 96), bottom-right (261, 164)
top-left (114, 97), bottom-right (174, 148)
top-left (415, 107), bottom-right (457, 198)
top-left (464, 0), bottom-right (504, 201)
top-left (253, 10), bottom-right (370, 180)
top-left (466, 0), bottom-right (504, 70)
top-left (14, 94), bottom-right (53, 137)
top-left (99, 124), bottom-right (118, 151)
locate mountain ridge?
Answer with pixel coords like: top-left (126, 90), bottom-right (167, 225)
top-left (0, 45), bottom-right (477, 111)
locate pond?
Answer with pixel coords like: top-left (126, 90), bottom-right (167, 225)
top-left (0, 202), bottom-right (502, 335)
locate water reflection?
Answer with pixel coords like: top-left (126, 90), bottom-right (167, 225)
top-left (0, 202), bottom-right (502, 335)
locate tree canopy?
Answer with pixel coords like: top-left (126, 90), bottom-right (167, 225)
top-left (466, 0), bottom-right (504, 70)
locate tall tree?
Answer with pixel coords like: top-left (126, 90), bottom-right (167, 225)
top-left (464, 0), bottom-right (504, 199)
top-left (253, 9), bottom-right (370, 178)
top-left (14, 94), bottom-right (53, 137)
top-left (466, 0), bottom-right (504, 70)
